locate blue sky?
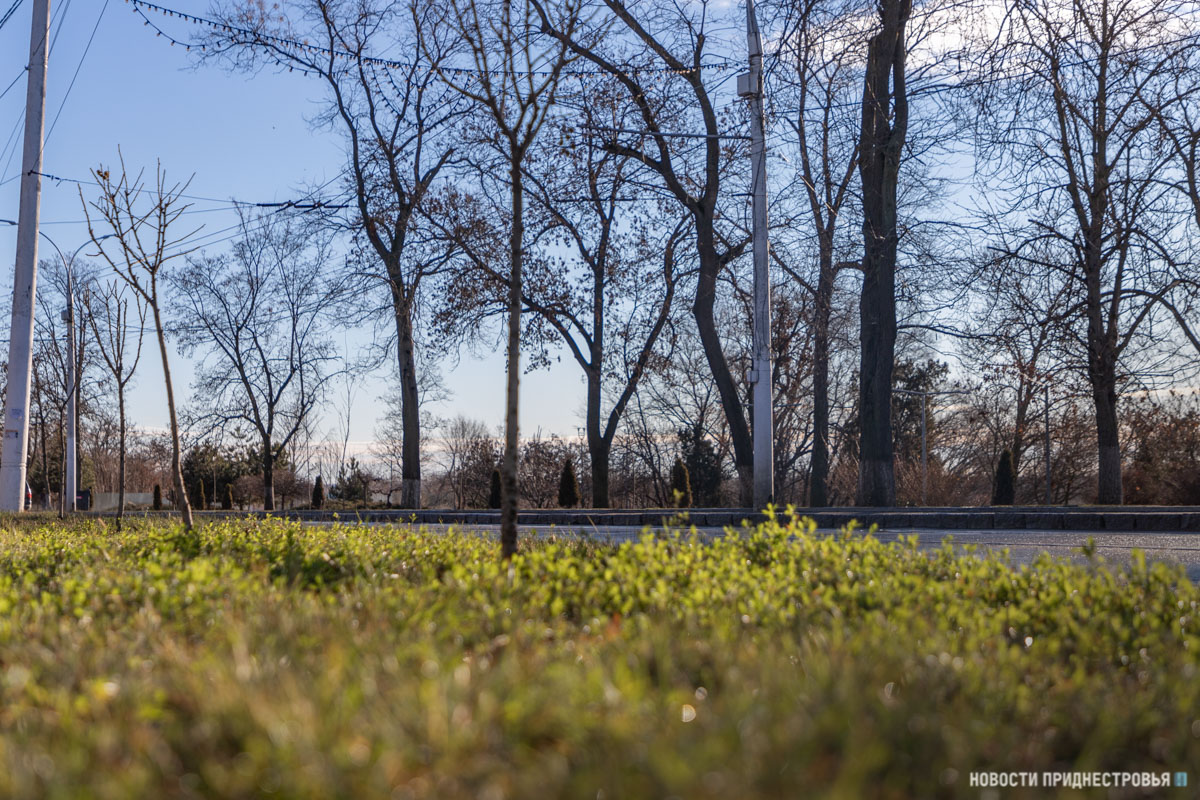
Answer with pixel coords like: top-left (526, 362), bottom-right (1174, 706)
top-left (0, 0), bottom-right (586, 454)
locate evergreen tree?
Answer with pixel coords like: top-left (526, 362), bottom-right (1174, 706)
top-left (670, 456), bottom-right (693, 508)
top-left (488, 468), bottom-right (502, 509)
top-left (312, 475), bottom-right (325, 509)
top-left (993, 449), bottom-right (1016, 505)
top-left (558, 457), bottom-right (580, 508)
top-left (679, 426), bottom-right (722, 506)
top-left (152, 484), bottom-right (162, 511)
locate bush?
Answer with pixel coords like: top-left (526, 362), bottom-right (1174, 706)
top-left (993, 448), bottom-right (1016, 505)
top-left (311, 475), bottom-right (324, 509)
top-left (152, 484), bottom-right (162, 511)
top-left (557, 458), bottom-right (580, 508)
top-left (0, 516), bottom-right (1195, 798)
top-left (488, 467), bottom-right (502, 509)
top-left (670, 456), bottom-right (692, 508)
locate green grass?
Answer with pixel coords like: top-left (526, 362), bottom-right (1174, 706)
top-left (0, 511), bottom-right (1196, 798)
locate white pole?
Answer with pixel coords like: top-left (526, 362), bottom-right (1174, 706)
top-left (64, 274), bottom-right (77, 512)
top-left (742, 0), bottom-right (773, 509)
top-left (0, 0), bottom-right (52, 512)
top-left (1044, 383), bottom-right (1051, 505)
top-left (920, 392), bottom-right (927, 506)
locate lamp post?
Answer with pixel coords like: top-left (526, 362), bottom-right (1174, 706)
top-left (893, 388), bottom-right (970, 506)
top-left (3, 223), bottom-right (113, 512)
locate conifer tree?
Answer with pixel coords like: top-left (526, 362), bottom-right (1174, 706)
top-left (993, 449), bottom-right (1016, 505)
top-left (558, 457), bottom-right (580, 508)
top-left (670, 456), bottom-right (693, 508)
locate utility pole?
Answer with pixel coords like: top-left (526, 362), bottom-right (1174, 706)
top-left (0, 0), bottom-right (52, 512)
top-left (1044, 383), bottom-right (1051, 505)
top-left (63, 270), bottom-right (77, 512)
top-left (739, 0), bottom-right (773, 510)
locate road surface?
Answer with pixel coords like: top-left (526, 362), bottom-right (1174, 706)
top-left (401, 523), bottom-right (1200, 582)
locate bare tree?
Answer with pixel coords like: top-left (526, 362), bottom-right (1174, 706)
top-left (81, 156), bottom-right (198, 529)
top-left (206, 0), bottom-right (463, 509)
top-left (433, 96), bottom-right (688, 507)
top-left (532, 0), bottom-right (761, 503)
top-left (418, 0), bottom-right (579, 558)
top-left (769, 0), bottom-right (866, 506)
top-left (854, 0), bottom-right (912, 506)
top-left (173, 212), bottom-right (344, 511)
top-left (974, 0), bottom-right (1199, 503)
top-left (83, 279), bottom-right (146, 518)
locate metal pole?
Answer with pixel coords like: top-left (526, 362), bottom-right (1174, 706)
top-left (741, 0), bottom-right (773, 509)
top-left (920, 392), bottom-right (928, 506)
top-left (1044, 383), bottom-right (1051, 505)
top-left (64, 272), bottom-right (77, 513)
top-left (0, 0), bottom-right (52, 512)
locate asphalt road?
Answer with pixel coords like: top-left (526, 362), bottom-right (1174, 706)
top-left (406, 523), bottom-right (1200, 582)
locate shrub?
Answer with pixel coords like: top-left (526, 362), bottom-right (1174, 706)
top-left (488, 467), bottom-right (502, 509)
top-left (993, 448), bottom-right (1016, 505)
top-left (152, 484), bottom-right (162, 511)
top-left (558, 458), bottom-right (580, 508)
top-left (670, 456), bottom-right (692, 508)
top-left (0, 516), bottom-right (1195, 798)
top-left (311, 475), bottom-right (324, 509)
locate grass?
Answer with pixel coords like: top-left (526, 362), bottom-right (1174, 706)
top-left (0, 511), bottom-right (1196, 798)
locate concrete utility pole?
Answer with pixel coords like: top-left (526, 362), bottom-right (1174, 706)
top-left (63, 274), bottom-right (77, 512)
top-left (1044, 383), bottom-right (1051, 505)
top-left (739, 0), bottom-right (773, 509)
top-left (0, 0), bottom-right (52, 512)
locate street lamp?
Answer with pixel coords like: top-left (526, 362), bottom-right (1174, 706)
top-left (2, 220), bottom-right (112, 512)
top-left (893, 388), bottom-right (970, 506)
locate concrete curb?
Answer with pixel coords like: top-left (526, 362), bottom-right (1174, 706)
top-left (73, 506), bottom-right (1200, 533)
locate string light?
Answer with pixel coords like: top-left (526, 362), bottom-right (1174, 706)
top-left (126, 0), bottom-right (739, 78)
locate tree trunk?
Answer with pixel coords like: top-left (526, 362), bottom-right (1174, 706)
top-left (855, 0), bottom-right (909, 507)
top-left (395, 305), bottom-right (422, 509)
top-left (693, 222), bottom-right (754, 505)
top-left (1087, 305), bottom-right (1123, 504)
top-left (117, 389), bottom-right (126, 518)
top-left (500, 153), bottom-right (524, 560)
top-left (1093, 382), bottom-right (1122, 504)
top-left (262, 440), bottom-right (276, 512)
top-left (589, 433), bottom-right (612, 511)
top-left (585, 367), bottom-right (609, 508)
top-left (152, 299), bottom-right (193, 529)
top-left (809, 243), bottom-right (835, 507)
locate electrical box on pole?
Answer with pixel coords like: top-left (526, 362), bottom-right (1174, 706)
top-left (0, 0), bottom-right (52, 512)
top-left (741, 0), bottom-right (774, 509)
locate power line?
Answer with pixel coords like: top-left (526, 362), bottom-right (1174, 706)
top-left (0, 0), bottom-right (23, 31)
top-left (45, 0), bottom-right (109, 144)
top-left (21, 169), bottom-right (347, 209)
top-left (0, 0), bottom-right (71, 182)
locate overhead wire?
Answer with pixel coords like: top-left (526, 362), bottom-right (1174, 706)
top-left (0, 0), bottom-right (22, 31)
top-left (0, 0), bottom-right (72, 183)
top-left (45, 0), bottom-right (109, 144)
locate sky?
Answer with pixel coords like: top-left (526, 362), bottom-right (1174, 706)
top-left (0, 0), bottom-right (588, 456)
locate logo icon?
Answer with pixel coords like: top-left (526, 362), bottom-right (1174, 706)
top-left (1175, 773), bottom-right (1188, 788)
